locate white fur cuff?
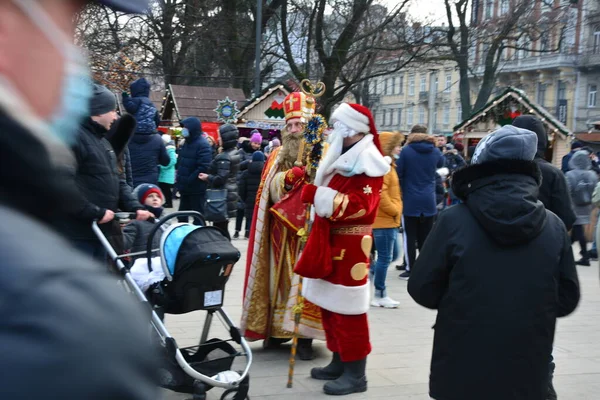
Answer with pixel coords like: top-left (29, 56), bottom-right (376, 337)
top-left (314, 187), bottom-right (338, 218)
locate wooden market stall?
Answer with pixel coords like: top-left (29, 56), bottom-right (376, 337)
top-left (235, 83), bottom-right (291, 140)
top-left (453, 87), bottom-right (572, 168)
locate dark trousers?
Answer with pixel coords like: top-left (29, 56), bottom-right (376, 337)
top-left (571, 224), bottom-right (588, 259)
top-left (159, 182), bottom-right (174, 208)
top-left (244, 208), bottom-right (254, 236)
top-left (235, 208), bottom-right (245, 232)
top-left (178, 193), bottom-right (205, 224)
top-left (402, 215), bottom-right (435, 272)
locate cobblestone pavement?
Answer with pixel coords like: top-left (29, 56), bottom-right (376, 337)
top-left (162, 233), bottom-right (600, 400)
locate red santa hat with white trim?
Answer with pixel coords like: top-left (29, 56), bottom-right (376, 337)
top-left (330, 103), bottom-right (383, 155)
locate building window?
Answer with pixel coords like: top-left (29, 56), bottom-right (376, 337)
top-left (382, 109), bottom-right (387, 126)
top-left (589, 85), bottom-right (597, 107)
top-left (384, 79), bottom-right (389, 95)
top-left (419, 106), bottom-right (425, 124)
top-left (408, 75), bottom-right (415, 96)
top-left (445, 75), bottom-right (452, 92)
top-left (397, 108), bottom-right (403, 126)
top-left (593, 31), bottom-right (600, 54)
top-left (485, 0), bottom-right (494, 19)
top-left (500, 0), bottom-right (509, 15)
top-left (540, 34), bottom-right (549, 53)
top-left (420, 76), bottom-right (427, 93)
top-left (391, 77), bottom-right (397, 95)
top-left (537, 83), bottom-right (547, 107)
top-left (398, 75), bottom-right (404, 94)
top-left (443, 105), bottom-right (450, 125)
top-left (557, 80), bottom-right (566, 101)
top-left (388, 109), bottom-right (394, 125)
top-left (407, 107), bottom-right (414, 126)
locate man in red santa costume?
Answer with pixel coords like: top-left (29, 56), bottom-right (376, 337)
top-left (295, 103), bottom-right (389, 395)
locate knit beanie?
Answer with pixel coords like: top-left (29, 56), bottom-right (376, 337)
top-left (250, 131), bottom-right (262, 144)
top-left (471, 125), bottom-right (537, 165)
top-left (90, 84), bottom-right (117, 116)
top-left (133, 184), bottom-right (165, 205)
top-left (252, 151), bottom-right (265, 162)
top-left (271, 138), bottom-right (281, 147)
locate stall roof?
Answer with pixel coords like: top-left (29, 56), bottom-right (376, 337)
top-left (236, 82), bottom-right (292, 122)
top-left (575, 132), bottom-right (600, 143)
top-left (453, 87), bottom-right (570, 139)
top-left (162, 85), bottom-right (246, 122)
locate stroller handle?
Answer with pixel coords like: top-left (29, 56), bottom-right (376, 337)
top-left (145, 211), bottom-right (206, 272)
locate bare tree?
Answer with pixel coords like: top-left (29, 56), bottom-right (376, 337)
top-left (442, 0), bottom-right (572, 120)
top-left (276, 0), bottom-right (428, 117)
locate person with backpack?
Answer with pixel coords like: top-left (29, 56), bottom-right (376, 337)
top-left (566, 150), bottom-right (598, 266)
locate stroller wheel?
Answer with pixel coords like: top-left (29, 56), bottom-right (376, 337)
top-left (220, 388), bottom-right (249, 400)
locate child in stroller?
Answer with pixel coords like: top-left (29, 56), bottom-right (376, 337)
top-left (93, 211), bottom-right (252, 400)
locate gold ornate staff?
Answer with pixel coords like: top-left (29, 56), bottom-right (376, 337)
top-left (287, 79), bottom-right (326, 389)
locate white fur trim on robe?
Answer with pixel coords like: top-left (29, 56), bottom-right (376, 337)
top-left (313, 187), bottom-right (338, 218)
top-left (302, 278), bottom-right (370, 315)
top-left (315, 134), bottom-right (390, 187)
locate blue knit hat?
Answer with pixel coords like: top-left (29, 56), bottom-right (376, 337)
top-left (252, 151), bottom-right (265, 162)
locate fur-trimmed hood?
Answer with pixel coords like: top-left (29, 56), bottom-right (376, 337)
top-left (451, 159), bottom-right (545, 246)
top-left (406, 133), bottom-right (436, 145)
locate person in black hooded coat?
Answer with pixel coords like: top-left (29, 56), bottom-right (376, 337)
top-left (513, 115), bottom-right (576, 231)
top-left (176, 117), bottom-right (212, 219)
top-left (198, 124), bottom-right (241, 235)
top-left (238, 151), bottom-right (265, 238)
top-left (408, 126), bottom-right (580, 400)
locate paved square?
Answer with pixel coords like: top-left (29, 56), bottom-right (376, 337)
top-left (163, 237), bottom-right (600, 399)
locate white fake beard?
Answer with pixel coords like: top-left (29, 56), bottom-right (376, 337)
top-left (315, 121), bottom-right (357, 186)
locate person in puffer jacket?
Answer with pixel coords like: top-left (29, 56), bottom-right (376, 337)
top-left (123, 78), bottom-right (160, 134)
top-left (238, 151), bottom-right (266, 238)
top-left (158, 134), bottom-right (177, 208)
top-left (198, 124), bottom-right (241, 235)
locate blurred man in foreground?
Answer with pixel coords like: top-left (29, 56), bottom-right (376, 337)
top-left (0, 0), bottom-right (158, 398)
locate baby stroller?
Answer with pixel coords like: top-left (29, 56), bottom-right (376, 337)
top-left (92, 211), bottom-right (252, 400)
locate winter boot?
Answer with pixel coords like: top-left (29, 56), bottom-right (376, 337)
top-left (311, 352), bottom-right (344, 381)
top-left (233, 231), bottom-right (240, 239)
top-left (323, 358), bottom-right (367, 396)
top-left (297, 338), bottom-right (314, 360)
top-left (575, 257), bottom-right (590, 266)
top-left (547, 361), bottom-right (557, 400)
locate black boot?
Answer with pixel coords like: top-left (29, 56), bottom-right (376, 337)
top-left (547, 361), bottom-right (557, 400)
top-left (297, 338), bottom-right (314, 360)
top-left (311, 352), bottom-right (343, 380)
top-left (323, 358), bottom-right (367, 396)
top-left (575, 257), bottom-right (590, 266)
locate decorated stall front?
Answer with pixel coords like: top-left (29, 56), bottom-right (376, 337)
top-left (453, 87), bottom-right (572, 167)
top-left (235, 83), bottom-right (291, 141)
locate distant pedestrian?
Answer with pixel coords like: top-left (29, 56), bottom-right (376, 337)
top-left (158, 134), bottom-right (177, 208)
top-left (409, 125), bottom-right (580, 400)
top-left (396, 124), bottom-right (445, 280)
top-left (238, 151), bottom-right (266, 238)
top-left (561, 141), bottom-right (584, 173)
top-left (565, 150), bottom-right (598, 266)
top-left (176, 117), bottom-right (212, 219)
top-left (371, 131), bottom-right (403, 308)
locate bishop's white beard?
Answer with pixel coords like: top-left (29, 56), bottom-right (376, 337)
top-left (315, 121), bottom-right (357, 186)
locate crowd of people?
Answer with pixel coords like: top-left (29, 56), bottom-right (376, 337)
top-left (0, 0), bottom-right (590, 399)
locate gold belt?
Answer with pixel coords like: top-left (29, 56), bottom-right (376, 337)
top-left (331, 225), bottom-right (372, 236)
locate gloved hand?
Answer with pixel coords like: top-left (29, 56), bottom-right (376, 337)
top-left (284, 166), bottom-right (306, 187)
top-left (301, 184), bottom-right (318, 204)
top-left (122, 91), bottom-right (129, 98)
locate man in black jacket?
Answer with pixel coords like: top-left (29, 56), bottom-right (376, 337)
top-left (408, 126), bottom-right (580, 400)
top-left (62, 84), bottom-right (152, 260)
top-left (0, 0), bottom-right (158, 398)
top-left (176, 117), bottom-right (212, 220)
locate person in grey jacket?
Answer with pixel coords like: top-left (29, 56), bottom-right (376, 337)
top-left (566, 150), bottom-right (599, 266)
top-left (0, 0), bottom-right (159, 399)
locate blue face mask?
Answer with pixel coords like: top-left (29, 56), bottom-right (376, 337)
top-left (393, 154), bottom-right (400, 160)
top-left (13, 0), bottom-right (92, 146)
top-left (182, 128), bottom-right (190, 138)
